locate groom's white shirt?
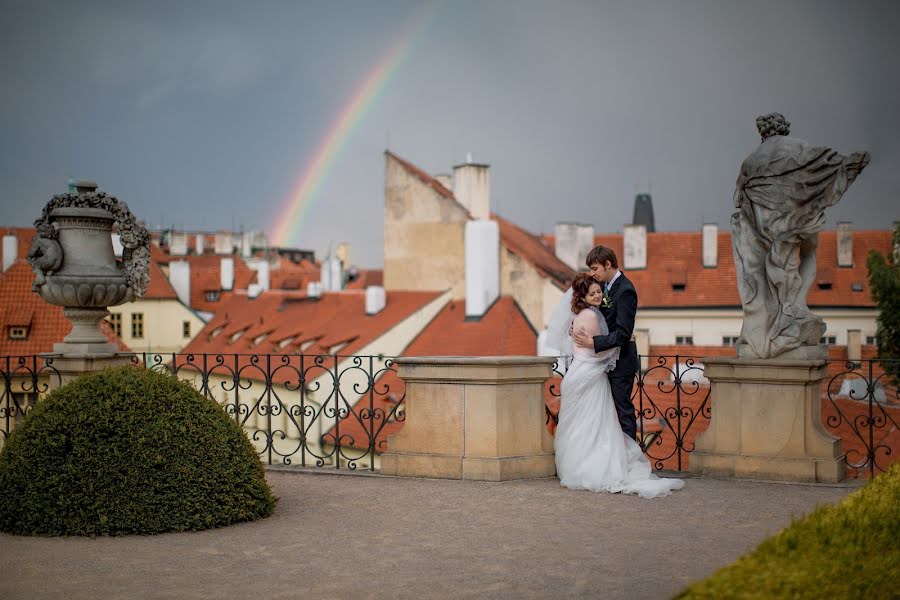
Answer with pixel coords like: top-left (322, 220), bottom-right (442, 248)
top-left (605, 269), bottom-right (622, 292)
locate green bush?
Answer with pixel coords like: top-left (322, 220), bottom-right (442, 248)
top-left (676, 462), bottom-right (900, 599)
top-left (0, 365), bottom-right (276, 535)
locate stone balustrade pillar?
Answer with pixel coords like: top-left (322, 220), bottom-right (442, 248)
top-left (690, 357), bottom-right (846, 483)
top-left (381, 356), bottom-right (557, 481)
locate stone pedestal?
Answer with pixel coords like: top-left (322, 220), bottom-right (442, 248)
top-left (43, 353), bottom-right (135, 387)
top-left (381, 356), bottom-right (557, 481)
top-left (690, 357), bottom-right (846, 483)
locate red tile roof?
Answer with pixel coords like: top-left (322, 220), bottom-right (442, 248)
top-left (144, 258), bottom-right (178, 300)
top-left (180, 289), bottom-right (443, 367)
top-left (541, 230), bottom-right (891, 308)
top-left (0, 261), bottom-right (127, 355)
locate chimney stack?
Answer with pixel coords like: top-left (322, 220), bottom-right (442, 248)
top-left (465, 220), bottom-right (500, 318)
top-left (453, 162), bottom-right (491, 220)
top-left (307, 281), bottom-right (321, 298)
top-left (2, 234), bottom-right (17, 271)
top-left (321, 256), bottom-right (343, 291)
top-left (195, 234), bottom-right (205, 255)
top-left (623, 224), bottom-right (647, 270)
top-left (702, 223), bottom-right (718, 268)
top-left (169, 232), bottom-right (188, 256)
top-left (837, 222), bottom-right (853, 267)
top-left (215, 231), bottom-right (233, 255)
top-left (247, 258), bottom-right (270, 292)
top-left (366, 286), bottom-right (387, 315)
top-left (220, 258), bottom-right (234, 291)
top-left (554, 223), bottom-right (595, 271)
top-left (169, 261), bottom-right (191, 306)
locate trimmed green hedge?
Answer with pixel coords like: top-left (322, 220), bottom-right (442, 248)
top-left (0, 365), bottom-right (276, 535)
top-left (676, 462), bottom-right (900, 599)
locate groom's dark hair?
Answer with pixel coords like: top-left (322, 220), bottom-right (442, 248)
top-left (585, 246), bottom-right (618, 269)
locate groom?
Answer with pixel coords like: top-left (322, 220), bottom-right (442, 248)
top-left (572, 246), bottom-right (639, 441)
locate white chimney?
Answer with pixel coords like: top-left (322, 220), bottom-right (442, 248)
top-left (837, 222), bottom-right (853, 267)
top-left (169, 261), bottom-right (191, 306)
top-left (246, 258), bottom-right (270, 292)
top-left (365, 285), bottom-right (387, 315)
top-left (434, 173), bottom-right (452, 191)
top-left (623, 224), bottom-right (647, 270)
top-left (247, 283), bottom-right (262, 298)
top-left (702, 223), bottom-right (718, 268)
top-left (453, 162), bottom-right (490, 220)
top-left (195, 234), bottom-right (205, 255)
top-left (169, 232), bottom-right (188, 256)
top-left (465, 220), bottom-right (500, 317)
top-left (110, 233), bottom-right (123, 257)
top-left (2, 234), bottom-right (17, 271)
top-left (220, 258), bottom-right (234, 291)
top-left (321, 256), bottom-right (343, 291)
top-left (307, 281), bottom-right (321, 298)
top-left (242, 232), bottom-right (253, 258)
top-left (554, 223), bottom-right (595, 271)
top-left (215, 231), bottom-right (233, 255)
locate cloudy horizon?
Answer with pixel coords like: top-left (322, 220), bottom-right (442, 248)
top-left (1, 0), bottom-right (897, 267)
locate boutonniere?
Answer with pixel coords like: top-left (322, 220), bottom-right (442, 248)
top-left (601, 292), bottom-right (614, 309)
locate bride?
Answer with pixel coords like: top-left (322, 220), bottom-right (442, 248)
top-left (546, 273), bottom-right (684, 499)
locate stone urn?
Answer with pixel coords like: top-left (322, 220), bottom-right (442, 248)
top-left (28, 181), bottom-right (150, 357)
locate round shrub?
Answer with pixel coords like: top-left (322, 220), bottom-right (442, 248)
top-left (0, 365), bottom-right (277, 535)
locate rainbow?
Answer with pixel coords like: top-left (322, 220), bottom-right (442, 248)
top-left (271, 3), bottom-right (441, 247)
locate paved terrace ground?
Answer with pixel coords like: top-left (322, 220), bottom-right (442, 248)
top-left (1, 469), bottom-right (860, 600)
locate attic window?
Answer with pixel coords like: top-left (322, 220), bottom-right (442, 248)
top-left (205, 290), bottom-right (221, 302)
top-left (277, 336), bottom-right (295, 349)
top-left (209, 325), bottom-right (225, 340)
top-left (229, 328), bottom-right (247, 343)
top-left (299, 339), bottom-right (317, 352)
top-left (252, 333), bottom-right (269, 346)
top-left (8, 326), bottom-right (28, 340)
top-left (672, 284), bottom-right (686, 292)
top-left (851, 282), bottom-right (864, 292)
top-left (817, 282), bottom-right (832, 290)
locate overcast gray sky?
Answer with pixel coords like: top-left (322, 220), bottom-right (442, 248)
top-left (1, 0), bottom-right (897, 267)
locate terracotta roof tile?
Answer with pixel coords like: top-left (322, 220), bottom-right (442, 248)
top-left (541, 230), bottom-right (892, 308)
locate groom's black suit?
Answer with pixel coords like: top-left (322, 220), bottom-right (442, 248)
top-left (592, 272), bottom-right (639, 441)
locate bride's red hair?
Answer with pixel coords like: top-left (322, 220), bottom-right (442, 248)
top-left (570, 273), bottom-right (598, 314)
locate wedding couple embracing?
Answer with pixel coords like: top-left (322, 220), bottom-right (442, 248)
top-left (546, 246), bottom-right (684, 499)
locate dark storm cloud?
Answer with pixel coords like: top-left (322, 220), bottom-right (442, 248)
top-left (1, 0), bottom-right (897, 266)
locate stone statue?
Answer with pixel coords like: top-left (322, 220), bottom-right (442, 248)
top-left (732, 113), bottom-right (870, 360)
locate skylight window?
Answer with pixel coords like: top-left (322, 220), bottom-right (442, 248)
top-left (277, 336), bottom-right (295, 349)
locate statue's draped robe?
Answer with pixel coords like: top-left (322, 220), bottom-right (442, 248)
top-left (732, 135), bottom-right (866, 359)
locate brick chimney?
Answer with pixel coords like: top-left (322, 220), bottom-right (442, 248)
top-left (837, 222), bottom-right (853, 267)
top-left (623, 224), bottom-right (647, 270)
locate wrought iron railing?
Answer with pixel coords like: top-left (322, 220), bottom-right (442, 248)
top-left (0, 355), bottom-right (61, 446)
top-left (1, 353), bottom-right (897, 478)
top-left (134, 353), bottom-right (405, 471)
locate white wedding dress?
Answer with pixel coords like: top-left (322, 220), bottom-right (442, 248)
top-left (546, 295), bottom-right (685, 499)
